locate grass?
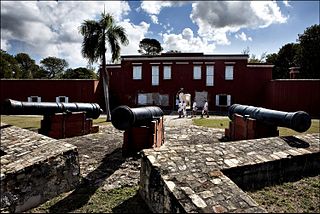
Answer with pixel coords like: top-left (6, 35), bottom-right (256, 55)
top-left (247, 175), bottom-right (320, 213)
top-left (28, 185), bottom-right (149, 213)
top-left (0, 115), bottom-right (110, 131)
top-left (192, 117), bottom-right (320, 136)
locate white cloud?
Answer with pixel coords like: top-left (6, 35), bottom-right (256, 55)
top-left (140, 1), bottom-right (188, 15)
top-left (162, 28), bottom-right (216, 53)
top-left (1, 1), bottom-right (131, 68)
top-left (283, 0), bottom-right (291, 7)
top-left (190, 1), bottom-right (287, 45)
top-left (150, 15), bottom-right (158, 24)
top-left (235, 32), bottom-right (252, 42)
top-left (118, 20), bottom-right (150, 57)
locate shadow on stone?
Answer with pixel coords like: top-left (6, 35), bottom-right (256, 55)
top-left (281, 136), bottom-right (310, 148)
top-left (48, 148), bottom-right (125, 213)
top-left (112, 192), bottom-right (151, 213)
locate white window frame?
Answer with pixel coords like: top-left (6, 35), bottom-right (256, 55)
top-left (193, 65), bottom-right (202, 80)
top-left (28, 96), bottom-right (41, 102)
top-left (206, 65), bottom-right (214, 86)
top-left (152, 66), bottom-right (159, 86)
top-left (225, 65), bottom-right (234, 80)
top-left (215, 94), bottom-right (231, 107)
top-left (56, 96), bottom-right (69, 103)
top-left (133, 65), bottom-right (142, 80)
top-left (163, 65), bottom-right (171, 80)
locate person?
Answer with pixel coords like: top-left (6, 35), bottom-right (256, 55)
top-left (178, 101), bottom-right (183, 118)
top-left (182, 100), bottom-right (187, 117)
top-left (192, 100), bottom-right (197, 117)
top-left (201, 100), bottom-right (209, 118)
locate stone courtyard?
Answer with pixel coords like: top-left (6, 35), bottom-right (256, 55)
top-left (1, 115), bottom-right (319, 213)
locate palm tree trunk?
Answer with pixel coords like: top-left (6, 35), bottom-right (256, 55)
top-left (102, 56), bottom-right (111, 121)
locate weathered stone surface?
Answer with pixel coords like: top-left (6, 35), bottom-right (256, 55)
top-left (140, 121), bottom-right (320, 213)
top-left (0, 123), bottom-right (80, 213)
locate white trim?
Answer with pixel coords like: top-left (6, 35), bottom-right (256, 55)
top-left (216, 94), bottom-right (231, 107)
top-left (224, 62), bottom-right (236, 64)
top-left (150, 63), bottom-right (161, 65)
top-left (28, 96), bottom-right (41, 102)
top-left (247, 64), bottom-right (274, 68)
top-left (205, 62), bottom-right (215, 64)
top-left (56, 96), bottom-right (69, 103)
top-left (163, 62), bottom-right (173, 65)
top-left (176, 62), bottom-right (189, 64)
top-left (106, 65), bottom-right (121, 68)
top-left (132, 63), bottom-right (142, 65)
top-left (193, 62), bottom-right (203, 64)
top-left (123, 56), bottom-right (248, 61)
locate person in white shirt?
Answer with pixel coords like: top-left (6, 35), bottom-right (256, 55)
top-left (182, 100), bottom-right (187, 117)
top-left (192, 100), bottom-right (197, 117)
top-left (201, 100), bottom-right (209, 118)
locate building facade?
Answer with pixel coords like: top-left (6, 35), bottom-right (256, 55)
top-left (107, 53), bottom-right (273, 113)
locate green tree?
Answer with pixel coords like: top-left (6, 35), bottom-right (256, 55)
top-left (15, 53), bottom-right (41, 79)
top-left (63, 67), bottom-right (98, 79)
top-left (138, 38), bottom-right (163, 55)
top-left (79, 12), bottom-right (129, 121)
top-left (40, 56), bottom-right (68, 79)
top-left (296, 24), bottom-right (320, 79)
top-left (0, 50), bottom-right (22, 79)
top-left (266, 43), bottom-right (300, 79)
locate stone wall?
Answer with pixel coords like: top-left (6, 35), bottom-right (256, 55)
top-left (0, 123), bottom-right (80, 212)
top-left (140, 131), bottom-right (319, 213)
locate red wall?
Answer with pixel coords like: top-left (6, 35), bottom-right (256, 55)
top-left (108, 55), bottom-right (272, 112)
top-left (0, 79), bottom-right (99, 104)
top-left (264, 80), bottom-right (320, 117)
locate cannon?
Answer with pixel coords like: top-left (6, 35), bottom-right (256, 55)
top-left (228, 104), bottom-right (311, 132)
top-left (111, 105), bottom-right (164, 156)
top-left (111, 105), bottom-right (163, 130)
top-left (3, 99), bottom-right (103, 119)
top-left (2, 99), bottom-right (103, 139)
top-left (225, 104), bottom-right (311, 141)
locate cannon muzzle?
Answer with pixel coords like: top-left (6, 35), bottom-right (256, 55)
top-left (3, 99), bottom-right (103, 119)
top-left (228, 104), bottom-right (311, 133)
top-left (111, 105), bottom-right (163, 130)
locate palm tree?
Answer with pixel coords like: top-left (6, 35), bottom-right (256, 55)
top-left (79, 12), bottom-right (128, 121)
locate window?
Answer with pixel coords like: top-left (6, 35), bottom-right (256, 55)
top-left (163, 65), bottom-right (171, 80)
top-left (133, 66), bottom-right (142, 80)
top-left (138, 94), bottom-right (147, 105)
top-left (225, 65), bottom-right (234, 80)
top-left (152, 66), bottom-right (159, 86)
top-left (206, 65), bottom-right (214, 86)
top-left (28, 96), bottom-right (41, 102)
top-left (56, 96), bottom-right (69, 103)
top-left (215, 94), bottom-right (231, 106)
top-left (193, 65), bottom-right (201, 79)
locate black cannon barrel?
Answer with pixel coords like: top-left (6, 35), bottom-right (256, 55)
top-left (111, 105), bottom-right (163, 130)
top-left (228, 104), bottom-right (311, 133)
top-left (3, 99), bottom-right (103, 119)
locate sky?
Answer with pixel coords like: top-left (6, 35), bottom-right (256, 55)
top-left (1, 1), bottom-right (319, 69)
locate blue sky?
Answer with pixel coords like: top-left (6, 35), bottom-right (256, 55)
top-left (1, 1), bottom-right (319, 69)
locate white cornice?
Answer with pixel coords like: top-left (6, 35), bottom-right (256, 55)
top-left (247, 64), bottom-right (274, 68)
top-left (122, 56), bottom-right (248, 61)
top-left (106, 65), bottom-right (121, 68)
